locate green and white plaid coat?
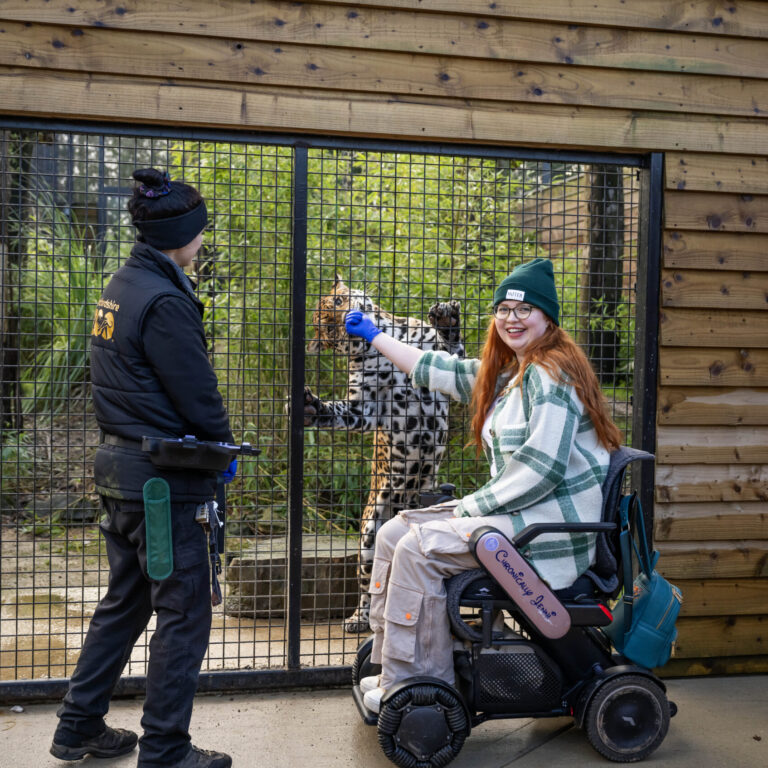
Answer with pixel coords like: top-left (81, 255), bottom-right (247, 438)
top-left (411, 350), bottom-right (611, 589)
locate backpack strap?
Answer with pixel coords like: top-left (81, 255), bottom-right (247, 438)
top-left (618, 492), bottom-right (660, 636)
top-left (617, 494), bottom-right (636, 636)
top-left (630, 493), bottom-right (656, 577)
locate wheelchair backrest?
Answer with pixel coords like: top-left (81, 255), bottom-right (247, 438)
top-left (601, 446), bottom-right (654, 521)
top-left (589, 446), bottom-right (655, 591)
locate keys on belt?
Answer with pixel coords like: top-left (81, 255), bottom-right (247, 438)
top-left (196, 500), bottom-right (224, 606)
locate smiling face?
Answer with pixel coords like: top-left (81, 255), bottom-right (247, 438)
top-left (494, 300), bottom-right (550, 359)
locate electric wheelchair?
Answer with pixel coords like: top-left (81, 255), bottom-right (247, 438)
top-left (352, 447), bottom-right (677, 766)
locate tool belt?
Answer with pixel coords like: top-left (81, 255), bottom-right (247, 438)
top-left (102, 432), bottom-right (259, 471)
top-left (142, 434), bottom-right (258, 472)
top-left (102, 433), bottom-right (142, 449)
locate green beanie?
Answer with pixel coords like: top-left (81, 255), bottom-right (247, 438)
top-left (493, 258), bottom-right (560, 326)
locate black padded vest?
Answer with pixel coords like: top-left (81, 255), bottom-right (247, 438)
top-left (90, 243), bottom-right (232, 501)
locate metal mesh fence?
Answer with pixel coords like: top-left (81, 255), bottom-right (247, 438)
top-left (0, 125), bottom-right (648, 693)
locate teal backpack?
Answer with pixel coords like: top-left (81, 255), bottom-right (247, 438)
top-left (604, 493), bottom-right (683, 669)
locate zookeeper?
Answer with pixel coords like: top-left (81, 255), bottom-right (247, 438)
top-left (51, 168), bottom-right (236, 768)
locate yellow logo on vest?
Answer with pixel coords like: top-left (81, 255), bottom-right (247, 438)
top-left (92, 299), bottom-right (118, 341)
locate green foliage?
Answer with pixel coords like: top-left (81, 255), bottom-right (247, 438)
top-left (1, 430), bottom-right (34, 508)
top-left (177, 145), bottom-right (549, 532)
top-left (9, 137), bottom-right (636, 538)
top-left (16, 196), bottom-right (118, 415)
top-left (19, 514), bottom-right (66, 539)
top-left (589, 296), bottom-right (635, 385)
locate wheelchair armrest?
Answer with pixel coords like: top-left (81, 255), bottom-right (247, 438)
top-left (513, 522), bottom-right (616, 549)
top-left (419, 483), bottom-right (457, 507)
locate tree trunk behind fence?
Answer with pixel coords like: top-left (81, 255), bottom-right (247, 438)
top-left (0, 132), bottom-right (26, 431)
top-left (584, 165), bottom-right (625, 384)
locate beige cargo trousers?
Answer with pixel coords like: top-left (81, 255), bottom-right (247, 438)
top-left (369, 503), bottom-right (520, 689)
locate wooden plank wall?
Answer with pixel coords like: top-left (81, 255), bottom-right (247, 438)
top-left (1, 0), bottom-right (766, 675)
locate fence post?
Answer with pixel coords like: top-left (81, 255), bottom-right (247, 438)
top-left (287, 145), bottom-right (309, 669)
top-left (634, 152), bottom-right (663, 544)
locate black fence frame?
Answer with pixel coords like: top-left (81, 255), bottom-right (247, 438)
top-left (0, 118), bottom-right (661, 702)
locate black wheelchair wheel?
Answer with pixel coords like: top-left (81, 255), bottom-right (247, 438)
top-left (351, 636), bottom-right (381, 686)
top-left (585, 674), bottom-right (670, 763)
top-left (377, 682), bottom-right (469, 768)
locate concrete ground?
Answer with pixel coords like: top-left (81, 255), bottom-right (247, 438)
top-left (1, 675), bottom-right (766, 767)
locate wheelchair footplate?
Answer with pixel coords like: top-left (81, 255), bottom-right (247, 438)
top-left (352, 683), bottom-right (379, 726)
top-left (469, 527), bottom-right (571, 639)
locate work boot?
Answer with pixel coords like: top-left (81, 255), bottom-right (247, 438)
top-left (170, 745), bottom-right (233, 768)
top-left (50, 725), bottom-right (138, 760)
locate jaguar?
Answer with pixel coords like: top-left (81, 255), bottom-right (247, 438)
top-left (303, 276), bottom-right (464, 633)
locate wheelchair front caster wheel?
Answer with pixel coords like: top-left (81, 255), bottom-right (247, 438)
top-left (585, 674), bottom-right (670, 762)
top-left (378, 682), bottom-right (469, 768)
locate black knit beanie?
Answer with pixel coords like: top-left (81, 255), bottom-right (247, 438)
top-left (493, 258), bottom-right (560, 326)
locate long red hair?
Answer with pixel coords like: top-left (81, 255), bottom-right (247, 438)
top-left (470, 317), bottom-right (622, 453)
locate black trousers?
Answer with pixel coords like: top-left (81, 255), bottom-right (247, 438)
top-left (54, 496), bottom-right (212, 767)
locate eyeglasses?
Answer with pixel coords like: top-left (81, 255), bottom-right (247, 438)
top-left (493, 303), bottom-right (534, 320)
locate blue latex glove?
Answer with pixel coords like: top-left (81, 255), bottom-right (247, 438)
top-left (220, 458), bottom-right (237, 484)
top-left (345, 310), bottom-right (382, 343)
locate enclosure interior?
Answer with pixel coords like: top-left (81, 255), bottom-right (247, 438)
top-left (0, 127), bottom-right (644, 690)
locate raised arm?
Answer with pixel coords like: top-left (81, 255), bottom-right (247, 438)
top-left (345, 310), bottom-right (422, 374)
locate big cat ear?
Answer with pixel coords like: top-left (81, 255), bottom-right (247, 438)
top-left (334, 273), bottom-right (343, 286)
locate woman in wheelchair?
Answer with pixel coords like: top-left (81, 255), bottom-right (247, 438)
top-left (344, 258), bottom-right (622, 714)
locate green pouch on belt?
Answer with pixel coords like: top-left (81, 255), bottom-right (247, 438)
top-left (143, 477), bottom-right (173, 580)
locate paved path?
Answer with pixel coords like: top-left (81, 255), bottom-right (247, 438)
top-left (1, 675), bottom-right (766, 767)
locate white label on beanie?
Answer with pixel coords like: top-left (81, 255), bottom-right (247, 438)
top-left (506, 289), bottom-right (525, 301)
